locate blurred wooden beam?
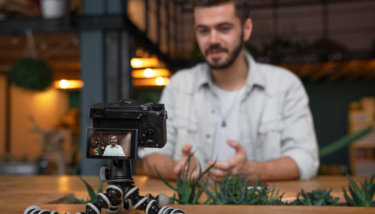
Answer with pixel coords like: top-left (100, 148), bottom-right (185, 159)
top-left (310, 61), bottom-right (338, 82)
top-left (345, 60), bottom-right (367, 80)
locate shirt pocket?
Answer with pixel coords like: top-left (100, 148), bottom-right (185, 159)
top-left (173, 116), bottom-right (199, 160)
top-left (174, 117), bottom-right (198, 132)
top-left (257, 120), bottom-right (283, 161)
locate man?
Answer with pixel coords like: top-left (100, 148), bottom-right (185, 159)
top-left (103, 135), bottom-right (126, 157)
top-left (139, 0), bottom-right (319, 181)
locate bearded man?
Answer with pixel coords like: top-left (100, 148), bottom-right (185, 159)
top-left (140, 0), bottom-right (319, 182)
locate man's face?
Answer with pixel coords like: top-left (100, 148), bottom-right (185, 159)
top-left (194, 2), bottom-right (252, 69)
top-left (110, 136), bottom-right (118, 146)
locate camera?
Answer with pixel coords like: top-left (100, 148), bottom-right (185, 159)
top-left (86, 99), bottom-right (167, 159)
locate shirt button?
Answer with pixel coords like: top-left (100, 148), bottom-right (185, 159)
top-left (206, 134), bottom-right (211, 139)
top-left (211, 109), bottom-right (215, 114)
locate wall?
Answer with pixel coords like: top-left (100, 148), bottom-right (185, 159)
top-left (6, 86), bottom-right (69, 161)
top-left (250, 1), bottom-right (375, 50)
top-left (304, 80), bottom-right (375, 166)
top-left (178, 1), bottom-right (375, 56)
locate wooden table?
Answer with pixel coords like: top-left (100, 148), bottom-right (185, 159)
top-left (0, 176), bottom-right (374, 214)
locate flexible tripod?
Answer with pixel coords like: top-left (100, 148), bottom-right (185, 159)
top-left (25, 160), bottom-right (184, 214)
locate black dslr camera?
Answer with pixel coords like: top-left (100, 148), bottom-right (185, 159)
top-left (87, 99), bottom-right (167, 159)
top-left (25, 100), bottom-right (185, 214)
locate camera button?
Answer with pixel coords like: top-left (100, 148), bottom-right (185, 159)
top-left (146, 130), bottom-right (155, 138)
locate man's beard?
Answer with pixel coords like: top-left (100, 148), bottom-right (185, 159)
top-left (204, 38), bottom-right (244, 70)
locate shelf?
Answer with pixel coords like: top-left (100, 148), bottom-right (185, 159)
top-left (350, 129), bottom-right (375, 176)
top-left (0, 15), bottom-right (130, 34)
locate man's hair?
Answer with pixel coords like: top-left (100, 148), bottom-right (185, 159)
top-left (191, 0), bottom-right (251, 23)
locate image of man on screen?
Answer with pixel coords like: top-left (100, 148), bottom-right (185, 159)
top-left (103, 135), bottom-right (126, 157)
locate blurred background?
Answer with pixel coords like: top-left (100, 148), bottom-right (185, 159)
top-left (0, 0), bottom-right (374, 177)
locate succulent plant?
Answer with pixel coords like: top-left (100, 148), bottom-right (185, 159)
top-left (290, 189), bottom-right (339, 206)
top-left (343, 174), bottom-right (375, 207)
top-left (156, 154), bottom-right (214, 204)
top-left (204, 174), bottom-right (284, 205)
top-left (65, 176), bottom-right (103, 204)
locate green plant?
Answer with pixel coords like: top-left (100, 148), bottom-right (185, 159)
top-left (156, 154), bottom-right (214, 204)
top-left (290, 189), bottom-right (339, 206)
top-left (204, 174), bottom-right (284, 205)
top-left (8, 58), bottom-right (53, 91)
top-left (319, 126), bottom-right (372, 158)
top-left (65, 176), bottom-right (103, 204)
top-left (343, 174), bottom-right (375, 207)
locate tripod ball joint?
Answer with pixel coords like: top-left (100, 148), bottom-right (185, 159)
top-left (24, 205), bottom-right (58, 214)
top-left (156, 193), bottom-right (169, 207)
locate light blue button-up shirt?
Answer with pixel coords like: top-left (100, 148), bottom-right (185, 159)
top-left (139, 52), bottom-right (319, 180)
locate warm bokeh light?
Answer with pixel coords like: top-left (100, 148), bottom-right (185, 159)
top-left (131, 58), bottom-right (160, 68)
top-left (54, 79), bottom-right (84, 90)
top-left (144, 68), bottom-right (156, 77)
top-left (59, 79), bottom-right (69, 89)
top-left (155, 77), bottom-right (166, 85)
top-left (58, 176), bottom-right (70, 192)
top-left (133, 77), bottom-right (170, 87)
top-left (132, 68), bottom-right (170, 78)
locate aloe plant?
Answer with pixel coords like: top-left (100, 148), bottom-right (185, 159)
top-left (343, 174), bottom-right (375, 207)
top-left (204, 174), bottom-right (284, 205)
top-left (290, 189), bottom-right (339, 206)
top-left (156, 154), bottom-right (214, 204)
top-left (65, 176), bottom-right (103, 204)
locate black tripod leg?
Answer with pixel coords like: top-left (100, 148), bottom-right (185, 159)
top-left (84, 184), bottom-right (124, 214)
top-left (122, 185), bottom-right (184, 214)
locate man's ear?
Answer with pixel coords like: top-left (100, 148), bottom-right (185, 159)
top-left (243, 18), bottom-right (253, 42)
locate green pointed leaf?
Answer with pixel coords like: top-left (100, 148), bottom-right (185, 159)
top-left (155, 168), bottom-right (177, 191)
top-left (97, 180), bottom-right (103, 195)
top-left (79, 176), bottom-right (97, 202)
top-left (65, 194), bottom-right (86, 204)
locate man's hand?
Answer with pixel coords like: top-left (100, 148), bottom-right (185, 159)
top-left (143, 144), bottom-right (200, 180)
top-left (207, 140), bottom-right (301, 182)
top-left (208, 140), bottom-right (249, 182)
top-left (173, 144), bottom-right (198, 175)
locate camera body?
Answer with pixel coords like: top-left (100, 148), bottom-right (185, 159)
top-left (87, 99), bottom-right (167, 159)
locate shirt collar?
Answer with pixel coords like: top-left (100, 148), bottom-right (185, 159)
top-left (244, 51), bottom-right (266, 92)
top-left (194, 51), bottom-right (266, 92)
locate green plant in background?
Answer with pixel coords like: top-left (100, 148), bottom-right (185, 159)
top-left (319, 126), bottom-right (372, 158)
top-left (65, 176), bottom-right (103, 204)
top-left (205, 174), bottom-right (284, 205)
top-left (8, 58), bottom-right (53, 91)
top-left (188, 43), bottom-right (203, 60)
top-left (156, 154), bottom-right (215, 204)
top-left (343, 174), bottom-right (375, 207)
top-left (290, 189), bottom-right (339, 206)
top-left (135, 89), bottom-right (162, 104)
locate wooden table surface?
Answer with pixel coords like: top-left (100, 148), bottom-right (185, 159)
top-left (0, 175), bottom-right (373, 214)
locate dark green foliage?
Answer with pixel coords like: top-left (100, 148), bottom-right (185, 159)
top-left (189, 43), bottom-right (203, 60)
top-left (205, 174), bottom-right (284, 205)
top-left (245, 43), bottom-right (259, 57)
top-left (343, 174), bottom-right (375, 207)
top-left (290, 189), bottom-right (339, 206)
top-left (9, 58), bottom-right (53, 91)
top-left (65, 176), bottom-right (103, 204)
top-left (156, 154), bottom-right (214, 204)
top-left (135, 89), bottom-right (162, 104)
top-left (319, 126), bottom-right (372, 158)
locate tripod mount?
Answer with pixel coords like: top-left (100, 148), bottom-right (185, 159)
top-left (25, 160), bottom-right (184, 214)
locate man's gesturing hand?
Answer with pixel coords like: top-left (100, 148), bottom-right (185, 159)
top-left (173, 144), bottom-right (199, 177)
top-left (208, 140), bottom-right (249, 182)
